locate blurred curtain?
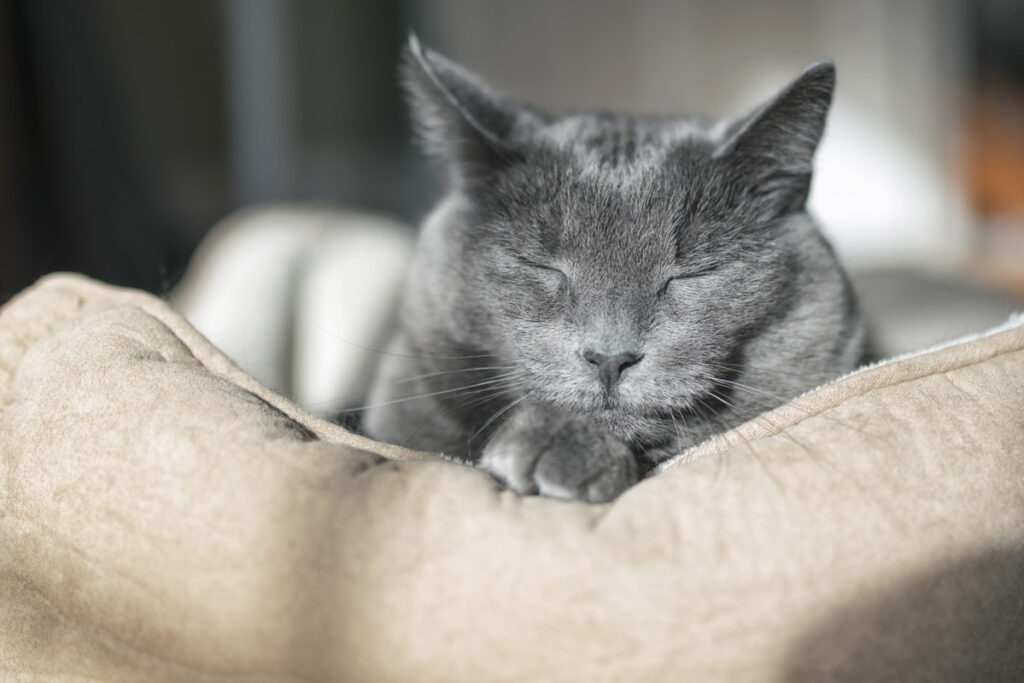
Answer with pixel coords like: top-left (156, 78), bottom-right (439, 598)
top-left (2, 0), bottom-right (196, 300)
top-left (0, 0), bottom-right (413, 304)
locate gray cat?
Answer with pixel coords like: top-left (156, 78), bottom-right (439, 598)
top-left (362, 37), bottom-right (868, 502)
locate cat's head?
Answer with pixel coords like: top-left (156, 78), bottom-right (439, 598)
top-left (402, 36), bottom-right (841, 448)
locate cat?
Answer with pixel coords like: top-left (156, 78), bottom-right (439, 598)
top-left (361, 36), bottom-right (868, 502)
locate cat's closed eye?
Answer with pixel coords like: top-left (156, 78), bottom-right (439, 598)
top-left (657, 267), bottom-right (719, 297)
top-left (518, 258), bottom-right (568, 284)
top-left (513, 257), bottom-right (571, 304)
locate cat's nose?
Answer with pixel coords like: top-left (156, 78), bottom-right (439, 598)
top-left (582, 350), bottom-right (643, 391)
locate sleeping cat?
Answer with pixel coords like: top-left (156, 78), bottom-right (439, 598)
top-left (362, 36), bottom-right (868, 502)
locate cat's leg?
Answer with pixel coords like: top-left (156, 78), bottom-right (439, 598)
top-left (478, 401), bottom-right (637, 503)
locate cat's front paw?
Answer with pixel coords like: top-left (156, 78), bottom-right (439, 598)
top-left (478, 408), bottom-right (638, 503)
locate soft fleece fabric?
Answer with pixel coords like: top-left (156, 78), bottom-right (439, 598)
top-left (1, 274), bottom-right (1022, 682)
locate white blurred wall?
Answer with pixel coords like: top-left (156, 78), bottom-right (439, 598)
top-left (412, 0), bottom-right (971, 268)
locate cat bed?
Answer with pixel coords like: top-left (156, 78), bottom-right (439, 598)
top-left (2, 273), bottom-right (1022, 681)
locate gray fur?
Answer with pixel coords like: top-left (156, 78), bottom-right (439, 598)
top-left (362, 37), bottom-right (868, 502)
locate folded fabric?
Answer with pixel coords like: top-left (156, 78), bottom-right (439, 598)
top-left (1, 274), bottom-right (1022, 681)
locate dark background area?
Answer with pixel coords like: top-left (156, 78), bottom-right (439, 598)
top-left (0, 0), bottom-right (430, 303)
top-left (1, 0), bottom-right (1023, 305)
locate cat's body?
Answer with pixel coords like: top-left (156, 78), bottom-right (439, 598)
top-left (362, 38), bottom-right (868, 501)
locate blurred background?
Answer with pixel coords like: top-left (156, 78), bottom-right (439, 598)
top-left (1, 0), bottom-right (1023, 406)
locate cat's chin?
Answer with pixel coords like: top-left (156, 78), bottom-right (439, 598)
top-left (583, 406), bottom-right (671, 449)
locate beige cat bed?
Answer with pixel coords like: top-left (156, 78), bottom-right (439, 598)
top-left (2, 273), bottom-right (1022, 681)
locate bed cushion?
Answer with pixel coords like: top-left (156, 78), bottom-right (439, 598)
top-left (1, 273), bottom-right (1022, 681)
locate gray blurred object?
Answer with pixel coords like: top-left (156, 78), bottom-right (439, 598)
top-left (172, 206), bottom-right (414, 413)
top-left (853, 268), bottom-right (1021, 357)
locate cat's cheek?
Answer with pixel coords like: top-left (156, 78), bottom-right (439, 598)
top-left (508, 322), bottom-right (571, 361)
top-left (507, 288), bottom-right (569, 322)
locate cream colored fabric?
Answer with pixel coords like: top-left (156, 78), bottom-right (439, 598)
top-left (2, 274), bottom-right (1022, 682)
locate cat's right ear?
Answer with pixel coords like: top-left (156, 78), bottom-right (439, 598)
top-left (402, 35), bottom-right (522, 184)
top-left (713, 62), bottom-right (835, 216)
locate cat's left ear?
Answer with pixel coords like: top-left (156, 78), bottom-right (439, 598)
top-left (715, 62), bottom-right (835, 214)
top-left (402, 35), bottom-right (527, 185)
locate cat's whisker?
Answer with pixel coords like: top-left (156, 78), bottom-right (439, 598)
top-left (700, 383), bottom-right (839, 482)
top-left (672, 406), bottom-right (695, 444)
top-left (700, 360), bottom-right (868, 397)
top-left (681, 398), bottom-right (733, 484)
top-left (666, 409), bottom-right (689, 458)
top-left (705, 389), bottom-right (737, 411)
top-left (401, 369), bottom-right (525, 390)
top-left (406, 383), bottom-right (527, 447)
top-left (394, 365), bottom-right (518, 385)
top-left (704, 359), bottom-right (860, 389)
top-left (705, 376), bottom-right (886, 491)
top-left (306, 377), bottom-right (522, 413)
top-left (337, 375), bottom-right (527, 414)
top-left (310, 321), bottom-right (496, 361)
top-left (702, 382), bottom-right (896, 516)
top-left (467, 392), bottom-right (533, 448)
top-left (706, 374), bottom-right (872, 439)
top-left (707, 376), bottom-right (794, 402)
top-left (701, 391), bottom-right (788, 492)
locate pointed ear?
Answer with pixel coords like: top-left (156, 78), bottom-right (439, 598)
top-left (401, 35), bottom-right (523, 184)
top-left (715, 62), bottom-right (835, 214)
